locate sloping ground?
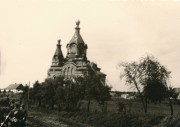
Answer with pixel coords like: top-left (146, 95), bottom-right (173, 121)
top-left (157, 115), bottom-right (180, 127)
top-left (27, 107), bottom-right (180, 127)
top-left (27, 111), bottom-right (69, 127)
top-left (56, 112), bottom-right (165, 127)
top-left (28, 109), bottom-right (93, 127)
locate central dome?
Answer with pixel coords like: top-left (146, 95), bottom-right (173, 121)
top-left (66, 21), bottom-right (87, 59)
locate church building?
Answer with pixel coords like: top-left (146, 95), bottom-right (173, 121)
top-left (47, 21), bottom-right (106, 83)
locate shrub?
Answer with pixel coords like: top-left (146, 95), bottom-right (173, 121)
top-left (116, 99), bottom-right (126, 113)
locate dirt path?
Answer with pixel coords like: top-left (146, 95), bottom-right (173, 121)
top-left (27, 110), bottom-right (69, 127)
top-left (27, 107), bottom-right (93, 127)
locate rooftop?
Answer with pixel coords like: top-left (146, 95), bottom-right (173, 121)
top-left (5, 83), bottom-right (23, 90)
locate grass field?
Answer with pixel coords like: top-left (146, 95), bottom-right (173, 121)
top-left (27, 104), bottom-right (180, 127)
top-left (1, 93), bottom-right (180, 127)
top-left (26, 99), bottom-right (180, 127)
top-left (79, 99), bottom-right (180, 115)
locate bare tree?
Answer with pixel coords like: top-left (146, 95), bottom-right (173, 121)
top-left (119, 55), bottom-right (172, 115)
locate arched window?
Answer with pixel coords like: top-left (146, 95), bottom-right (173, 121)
top-left (65, 68), bottom-right (68, 76)
top-left (68, 67), bottom-right (71, 75)
top-left (64, 68), bottom-right (66, 76)
top-left (70, 44), bottom-right (77, 54)
top-left (71, 68), bottom-right (74, 75)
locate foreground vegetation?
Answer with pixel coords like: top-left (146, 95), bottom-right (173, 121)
top-left (28, 103), bottom-right (180, 127)
top-left (1, 89), bottom-right (180, 127)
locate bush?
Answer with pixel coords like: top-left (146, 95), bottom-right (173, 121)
top-left (116, 99), bottom-right (126, 113)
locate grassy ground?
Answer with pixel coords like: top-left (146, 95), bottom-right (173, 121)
top-left (27, 106), bottom-right (180, 127)
top-left (79, 99), bottom-right (180, 115)
top-left (28, 109), bottom-right (69, 127)
top-left (1, 94), bottom-right (180, 127)
top-left (26, 99), bottom-right (180, 127)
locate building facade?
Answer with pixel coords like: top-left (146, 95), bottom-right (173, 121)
top-left (47, 21), bottom-right (106, 83)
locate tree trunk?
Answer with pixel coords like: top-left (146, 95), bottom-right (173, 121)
top-left (133, 79), bottom-right (147, 113)
top-left (104, 101), bottom-right (107, 113)
top-left (87, 99), bottom-right (91, 112)
top-left (168, 98), bottom-right (173, 116)
top-left (38, 99), bottom-right (41, 107)
top-left (145, 97), bottom-right (148, 113)
top-left (101, 102), bottom-right (105, 112)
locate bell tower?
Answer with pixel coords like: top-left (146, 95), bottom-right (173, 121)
top-left (47, 39), bottom-right (64, 78)
top-left (66, 20), bottom-right (88, 61)
top-left (52, 39), bottom-right (64, 66)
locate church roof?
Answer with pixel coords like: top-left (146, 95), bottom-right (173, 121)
top-left (96, 71), bottom-right (106, 76)
top-left (50, 39), bottom-right (64, 67)
top-left (54, 39), bottom-right (64, 58)
top-left (68, 20), bottom-right (85, 45)
top-left (88, 62), bottom-right (106, 76)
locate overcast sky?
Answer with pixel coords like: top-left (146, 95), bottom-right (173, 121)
top-left (0, 0), bottom-right (180, 91)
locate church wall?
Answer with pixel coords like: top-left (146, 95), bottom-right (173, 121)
top-left (48, 66), bottom-right (63, 78)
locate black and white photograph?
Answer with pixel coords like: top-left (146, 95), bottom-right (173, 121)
top-left (0, 0), bottom-right (180, 126)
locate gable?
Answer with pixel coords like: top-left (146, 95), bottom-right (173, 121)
top-left (6, 84), bottom-right (23, 90)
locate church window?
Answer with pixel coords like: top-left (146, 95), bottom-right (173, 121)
top-left (70, 44), bottom-right (77, 54)
top-left (71, 68), bottom-right (74, 75)
top-left (64, 68), bottom-right (68, 76)
top-left (68, 67), bottom-right (71, 75)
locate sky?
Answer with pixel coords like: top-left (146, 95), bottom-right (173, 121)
top-left (0, 0), bottom-right (180, 91)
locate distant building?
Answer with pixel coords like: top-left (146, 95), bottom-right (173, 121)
top-left (47, 21), bottom-right (106, 83)
top-left (110, 91), bottom-right (136, 100)
top-left (121, 93), bottom-right (135, 100)
top-left (5, 83), bottom-right (23, 93)
top-left (110, 91), bottom-right (117, 97)
top-left (121, 93), bottom-right (129, 99)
